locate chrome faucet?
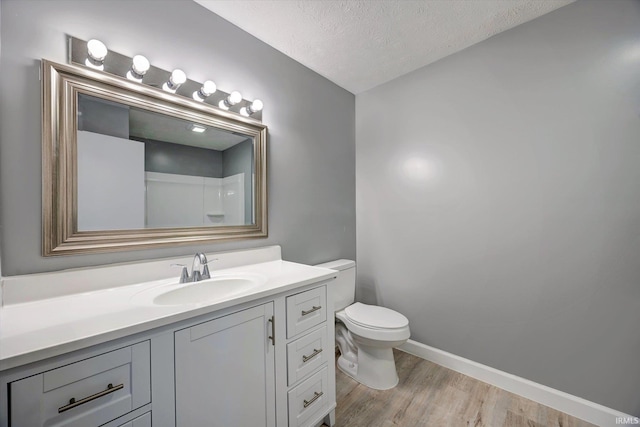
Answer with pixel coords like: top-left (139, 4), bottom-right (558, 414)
top-left (172, 253), bottom-right (215, 284)
top-left (190, 252), bottom-right (210, 282)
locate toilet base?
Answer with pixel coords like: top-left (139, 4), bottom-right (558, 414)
top-left (337, 345), bottom-right (399, 390)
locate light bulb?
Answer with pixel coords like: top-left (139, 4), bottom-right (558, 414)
top-left (171, 69), bottom-right (187, 85)
top-left (228, 91), bottom-right (242, 105)
top-left (250, 99), bottom-right (264, 112)
top-left (201, 80), bottom-right (216, 96)
top-left (126, 55), bottom-right (150, 82)
top-left (163, 69), bottom-right (187, 93)
top-left (220, 90), bottom-right (242, 110)
top-left (240, 99), bottom-right (264, 116)
top-left (132, 55), bottom-right (150, 74)
top-left (85, 39), bottom-right (107, 70)
top-left (193, 80), bottom-right (217, 101)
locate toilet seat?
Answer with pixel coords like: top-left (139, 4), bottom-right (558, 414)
top-left (336, 303), bottom-right (411, 342)
top-left (344, 302), bottom-right (409, 330)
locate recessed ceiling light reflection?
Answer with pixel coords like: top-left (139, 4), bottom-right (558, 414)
top-left (189, 124), bottom-right (206, 133)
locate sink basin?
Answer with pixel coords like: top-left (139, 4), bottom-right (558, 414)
top-left (130, 273), bottom-right (267, 306)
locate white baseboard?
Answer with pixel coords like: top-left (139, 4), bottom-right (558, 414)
top-left (398, 339), bottom-right (633, 427)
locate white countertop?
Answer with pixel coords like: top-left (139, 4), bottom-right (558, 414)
top-left (0, 259), bottom-right (336, 372)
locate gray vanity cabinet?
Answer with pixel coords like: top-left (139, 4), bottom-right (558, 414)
top-left (7, 341), bottom-right (150, 427)
top-left (0, 280), bottom-right (335, 427)
top-left (174, 302), bottom-right (276, 427)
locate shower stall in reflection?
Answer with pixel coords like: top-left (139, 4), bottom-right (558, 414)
top-left (145, 171), bottom-right (245, 227)
top-left (75, 93), bottom-right (255, 231)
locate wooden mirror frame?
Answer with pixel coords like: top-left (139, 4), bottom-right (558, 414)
top-left (42, 60), bottom-right (267, 256)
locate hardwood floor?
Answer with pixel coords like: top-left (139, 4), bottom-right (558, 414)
top-left (333, 349), bottom-right (597, 427)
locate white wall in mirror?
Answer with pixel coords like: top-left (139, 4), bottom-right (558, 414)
top-left (77, 131), bottom-right (145, 230)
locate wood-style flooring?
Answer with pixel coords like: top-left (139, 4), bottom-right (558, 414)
top-left (333, 349), bottom-right (597, 427)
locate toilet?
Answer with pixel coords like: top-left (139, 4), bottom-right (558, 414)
top-left (315, 259), bottom-right (410, 390)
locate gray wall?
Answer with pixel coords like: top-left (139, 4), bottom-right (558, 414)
top-left (0, 0), bottom-right (356, 275)
top-left (356, 0), bottom-right (640, 416)
top-left (143, 139), bottom-right (223, 178)
top-left (78, 94), bottom-right (129, 139)
top-left (222, 139), bottom-right (254, 223)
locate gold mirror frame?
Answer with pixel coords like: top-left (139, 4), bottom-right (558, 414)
top-left (42, 60), bottom-right (267, 256)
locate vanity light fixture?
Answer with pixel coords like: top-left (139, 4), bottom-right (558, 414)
top-left (218, 90), bottom-right (242, 110)
top-left (126, 55), bottom-right (150, 82)
top-left (192, 80), bottom-right (217, 102)
top-left (240, 99), bottom-right (264, 117)
top-left (85, 39), bottom-right (108, 71)
top-left (70, 37), bottom-right (264, 121)
top-left (189, 124), bottom-right (206, 133)
top-left (163, 69), bottom-right (187, 93)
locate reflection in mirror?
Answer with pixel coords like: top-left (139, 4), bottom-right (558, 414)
top-left (77, 93), bottom-right (254, 231)
top-left (42, 60), bottom-right (266, 256)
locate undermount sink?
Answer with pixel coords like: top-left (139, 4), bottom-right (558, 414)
top-left (130, 273), bottom-right (267, 306)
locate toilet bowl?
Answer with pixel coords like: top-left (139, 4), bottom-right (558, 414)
top-left (314, 260), bottom-right (410, 390)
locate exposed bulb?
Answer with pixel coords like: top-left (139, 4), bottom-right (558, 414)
top-left (250, 99), bottom-right (264, 112)
top-left (240, 99), bottom-right (264, 116)
top-left (85, 39), bottom-right (107, 70)
top-left (126, 55), bottom-right (150, 82)
top-left (171, 69), bottom-right (187, 85)
top-left (220, 90), bottom-right (242, 110)
top-left (163, 69), bottom-right (187, 93)
top-left (228, 91), bottom-right (242, 105)
top-left (193, 80), bottom-right (217, 101)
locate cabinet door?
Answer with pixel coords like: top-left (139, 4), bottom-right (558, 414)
top-left (175, 303), bottom-right (276, 427)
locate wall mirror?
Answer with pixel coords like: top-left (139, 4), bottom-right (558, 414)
top-left (42, 60), bottom-right (267, 256)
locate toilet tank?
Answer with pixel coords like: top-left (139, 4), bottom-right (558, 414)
top-left (314, 259), bottom-right (356, 312)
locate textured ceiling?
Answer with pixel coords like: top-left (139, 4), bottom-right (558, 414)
top-left (195, 0), bottom-right (575, 94)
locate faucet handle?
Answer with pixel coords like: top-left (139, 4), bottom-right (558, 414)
top-left (171, 263), bottom-right (189, 284)
top-left (201, 258), bottom-right (218, 280)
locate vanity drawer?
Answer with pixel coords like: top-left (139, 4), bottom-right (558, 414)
top-left (9, 341), bottom-right (150, 427)
top-left (287, 366), bottom-right (329, 427)
top-left (287, 326), bottom-right (328, 386)
top-left (116, 411), bottom-right (151, 427)
top-left (286, 286), bottom-right (327, 338)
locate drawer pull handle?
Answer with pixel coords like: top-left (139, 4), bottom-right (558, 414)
top-left (303, 391), bottom-right (323, 408)
top-left (301, 306), bottom-right (322, 316)
top-left (58, 383), bottom-right (124, 413)
top-left (302, 348), bottom-right (323, 363)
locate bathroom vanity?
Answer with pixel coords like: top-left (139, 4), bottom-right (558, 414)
top-left (0, 246), bottom-right (336, 427)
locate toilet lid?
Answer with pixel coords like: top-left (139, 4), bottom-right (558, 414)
top-left (344, 302), bottom-right (409, 329)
